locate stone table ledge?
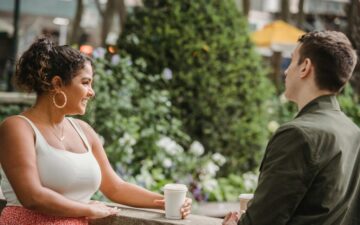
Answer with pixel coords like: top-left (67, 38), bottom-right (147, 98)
top-left (0, 199), bottom-right (222, 225)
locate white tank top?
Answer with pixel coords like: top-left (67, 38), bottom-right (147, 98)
top-left (0, 115), bottom-right (102, 206)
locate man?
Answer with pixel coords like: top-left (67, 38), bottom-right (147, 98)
top-left (223, 31), bottom-right (359, 225)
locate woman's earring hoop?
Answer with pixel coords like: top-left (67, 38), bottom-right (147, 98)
top-left (53, 91), bottom-right (67, 109)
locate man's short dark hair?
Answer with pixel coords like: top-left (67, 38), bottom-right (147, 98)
top-left (298, 31), bottom-right (358, 92)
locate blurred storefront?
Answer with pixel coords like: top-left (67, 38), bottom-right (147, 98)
top-left (0, 0), bottom-right (141, 91)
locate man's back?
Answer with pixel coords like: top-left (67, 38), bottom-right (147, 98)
top-left (222, 31), bottom-right (359, 225)
top-left (287, 95), bottom-right (360, 224)
top-left (239, 96), bottom-right (360, 225)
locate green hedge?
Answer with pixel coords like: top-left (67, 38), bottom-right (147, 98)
top-left (83, 52), bottom-right (233, 201)
top-left (118, 0), bottom-right (275, 174)
top-left (0, 104), bottom-right (28, 122)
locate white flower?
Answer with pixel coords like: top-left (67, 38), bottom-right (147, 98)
top-left (93, 47), bottom-right (106, 59)
top-left (267, 107), bottom-right (274, 114)
top-left (135, 169), bottom-right (154, 188)
top-left (202, 179), bottom-right (218, 191)
top-left (280, 93), bottom-right (288, 104)
top-left (162, 68), bottom-right (173, 80)
top-left (189, 141), bottom-right (204, 156)
top-left (162, 158), bottom-right (173, 168)
top-left (124, 146), bottom-right (133, 154)
top-left (212, 153), bottom-right (226, 166)
top-left (199, 172), bottom-right (208, 181)
top-left (111, 54), bottom-right (121, 65)
top-left (118, 133), bottom-right (137, 146)
top-left (243, 172), bottom-right (258, 191)
top-left (267, 121), bottom-right (280, 133)
top-left (156, 136), bottom-right (184, 155)
top-left (106, 69), bottom-right (112, 75)
top-left (126, 34), bottom-right (140, 45)
top-left (204, 161), bottom-right (219, 177)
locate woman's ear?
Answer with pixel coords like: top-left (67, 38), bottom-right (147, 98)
top-left (51, 75), bottom-right (63, 90)
top-left (299, 58), bottom-right (312, 78)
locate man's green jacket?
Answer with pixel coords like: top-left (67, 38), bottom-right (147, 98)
top-left (239, 95), bottom-right (360, 225)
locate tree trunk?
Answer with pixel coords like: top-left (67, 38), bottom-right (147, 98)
top-left (347, 0), bottom-right (360, 47)
top-left (296, 0), bottom-right (305, 28)
top-left (101, 0), bottom-right (116, 46)
top-left (271, 51), bottom-right (282, 93)
top-left (116, 0), bottom-right (127, 35)
top-left (347, 0), bottom-right (360, 93)
top-left (280, 0), bottom-right (290, 22)
top-left (70, 0), bottom-right (83, 45)
top-left (242, 0), bottom-right (250, 17)
top-left (94, 0), bottom-right (104, 17)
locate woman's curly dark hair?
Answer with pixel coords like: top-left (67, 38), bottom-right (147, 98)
top-left (15, 37), bottom-right (91, 94)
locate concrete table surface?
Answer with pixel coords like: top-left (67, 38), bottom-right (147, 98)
top-left (194, 202), bottom-right (239, 218)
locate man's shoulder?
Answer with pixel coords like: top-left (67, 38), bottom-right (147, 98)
top-left (269, 123), bottom-right (309, 146)
top-left (275, 120), bottom-right (310, 136)
top-left (280, 110), bottom-right (360, 136)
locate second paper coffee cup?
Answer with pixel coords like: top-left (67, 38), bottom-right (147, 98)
top-left (164, 183), bottom-right (188, 219)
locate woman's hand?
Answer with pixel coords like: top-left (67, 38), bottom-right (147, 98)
top-left (154, 197), bottom-right (192, 219)
top-left (222, 212), bottom-right (240, 225)
top-left (180, 197), bottom-right (192, 218)
top-left (87, 201), bottom-right (120, 219)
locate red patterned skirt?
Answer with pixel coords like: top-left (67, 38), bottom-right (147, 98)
top-left (0, 206), bottom-right (88, 225)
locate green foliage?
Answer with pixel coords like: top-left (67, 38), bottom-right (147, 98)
top-left (338, 84), bottom-right (360, 125)
top-left (206, 172), bottom-right (258, 202)
top-left (0, 104), bottom-right (28, 122)
top-left (83, 54), bottom-right (187, 174)
top-left (83, 52), bottom-right (228, 201)
top-left (268, 84), bottom-right (360, 128)
top-left (118, 0), bottom-right (275, 174)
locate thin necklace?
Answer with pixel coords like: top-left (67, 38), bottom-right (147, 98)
top-left (51, 124), bottom-right (65, 141)
top-left (27, 106), bottom-right (65, 141)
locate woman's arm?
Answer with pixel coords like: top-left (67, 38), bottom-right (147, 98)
top-left (0, 116), bottom-right (116, 218)
top-left (76, 119), bottom-right (164, 208)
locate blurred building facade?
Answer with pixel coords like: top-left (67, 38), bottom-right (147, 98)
top-left (0, 0), bottom-right (353, 91)
top-left (238, 0), bottom-right (351, 92)
top-left (0, 0), bottom-right (141, 91)
top-left (242, 0), bottom-right (350, 32)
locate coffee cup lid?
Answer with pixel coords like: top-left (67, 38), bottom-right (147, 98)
top-left (164, 184), bottom-right (188, 192)
top-left (238, 193), bottom-right (254, 200)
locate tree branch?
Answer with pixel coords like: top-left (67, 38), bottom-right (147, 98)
top-left (94, 0), bottom-right (105, 18)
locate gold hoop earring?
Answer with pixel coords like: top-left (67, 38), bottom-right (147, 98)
top-left (52, 91), bottom-right (67, 109)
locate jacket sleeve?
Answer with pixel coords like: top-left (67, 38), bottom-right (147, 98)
top-left (239, 125), bottom-right (318, 225)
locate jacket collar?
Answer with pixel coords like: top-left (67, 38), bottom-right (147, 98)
top-left (295, 95), bottom-right (340, 118)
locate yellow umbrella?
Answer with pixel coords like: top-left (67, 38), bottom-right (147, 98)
top-left (251, 20), bottom-right (306, 47)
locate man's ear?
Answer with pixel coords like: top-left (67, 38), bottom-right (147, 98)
top-left (299, 58), bottom-right (312, 78)
top-left (51, 75), bottom-right (63, 90)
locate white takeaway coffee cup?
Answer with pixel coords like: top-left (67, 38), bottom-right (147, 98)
top-left (164, 183), bottom-right (188, 219)
top-left (239, 193), bottom-right (254, 212)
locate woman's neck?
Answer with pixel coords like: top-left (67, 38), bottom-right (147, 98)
top-left (25, 94), bottom-right (65, 126)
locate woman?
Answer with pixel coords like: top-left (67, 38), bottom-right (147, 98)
top-left (0, 38), bottom-right (191, 224)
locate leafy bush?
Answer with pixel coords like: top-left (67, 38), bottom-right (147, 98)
top-left (84, 53), bottom-right (188, 171)
top-left (338, 84), bottom-right (360, 125)
top-left (268, 84), bottom-right (360, 127)
top-left (118, 0), bottom-right (275, 174)
top-left (0, 104), bottom-right (28, 122)
top-left (84, 51), bottom-right (231, 201)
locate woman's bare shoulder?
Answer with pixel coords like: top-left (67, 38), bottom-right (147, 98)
top-left (0, 115), bottom-right (36, 160)
top-left (0, 115), bottom-right (33, 136)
